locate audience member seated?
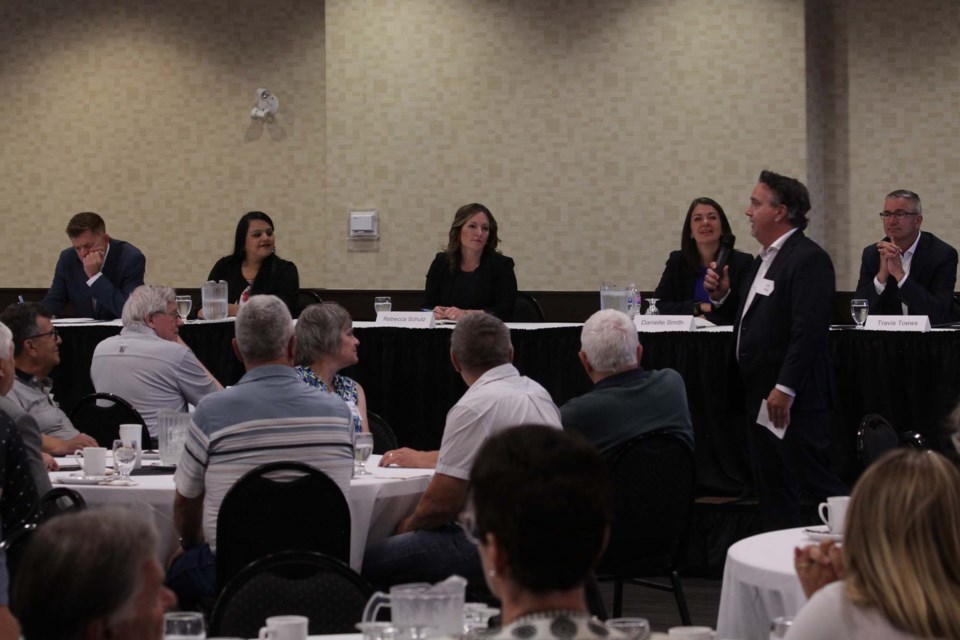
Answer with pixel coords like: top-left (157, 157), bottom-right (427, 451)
top-left (788, 449), bottom-right (960, 639)
top-left (295, 302), bottom-right (368, 433)
top-left (423, 203), bottom-right (518, 321)
top-left (469, 425), bottom-right (617, 638)
top-left (653, 197), bottom-right (753, 324)
top-left (41, 211), bottom-right (146, 320)
top-left (855, 189), bottom-right (958, 325)
top-left (0, 322), bottom-right (53, 494)
top-left (561, 309), bottom-right (693, 457)
top-left (12, 507), bottom-right (176, 640)
top-left (202, 211), bottom-right (300, 317)
top-left (0, 303), bottom-right (97, 456)
top-left (363, 314), bottom-right (561, 595)
top-left (168, 295), bottom-right (353, 606)
top-left (91, 285), bottom-right (222, 439)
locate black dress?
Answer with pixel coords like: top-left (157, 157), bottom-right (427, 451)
top-left (422, 251), bottom-right (518, 321)
top-left (206, 254), bottom-right (300, 316)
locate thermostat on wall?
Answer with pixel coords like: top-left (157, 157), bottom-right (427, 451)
top-left (348, 210), bottom-right (379, 240)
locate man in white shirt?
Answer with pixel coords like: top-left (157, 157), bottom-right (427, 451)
top-left (91, 285), bottom-right (221, 439)
top-left (363, 313), bottom-right (561, 594)
top-left (854, 189), bottom-right (958, 325)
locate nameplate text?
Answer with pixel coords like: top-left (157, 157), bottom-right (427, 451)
top-left (633, 315), bottom-right (696, 332)
top-left (376, 311), bottom-right (436, 328)
top-left (863, 315), bottom-right (930, 332)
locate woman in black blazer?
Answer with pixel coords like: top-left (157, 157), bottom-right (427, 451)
top-left (423, 203), bottom-right (517, 321)
top-left (653, 197), bottom-right (752, 325)
top-left (203, 211), bottom-right (300, 317)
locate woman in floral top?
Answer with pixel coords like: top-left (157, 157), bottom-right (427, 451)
top-left (294, 302), bottom-right (368, 433)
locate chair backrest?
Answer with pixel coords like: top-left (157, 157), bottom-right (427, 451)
top-left (511, 292), bottom-right (545, 322)
top-left (296, 289), bottom-right (323, 317)
top-left (857, 413), bottom-right (900, 468)
top-left (0, 522), bottom-right (37, 593)
top-left (34, 487), bottom-right (86, 524)
top-left (68, 393), bottom-right (149, 448)
top-left (598, 431), bottom-right (695, 577)
top-left (215, 461), bottom-right (351, 589)
top-left (367, 411), bottom-right (398, 454)
top-left (209, 550), bottom-right (373, 638)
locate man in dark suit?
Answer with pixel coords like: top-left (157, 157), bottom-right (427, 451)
top-left (718, 170), bottom-right (847, 530)
top-left (41, 212), bottom-right (145, 320)
top-left (854, 189), bottom-right (958, 325)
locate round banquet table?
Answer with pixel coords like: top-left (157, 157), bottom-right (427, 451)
top-left (716, 526), bottom-right (821, 640)
top-left (50, 454), bottom-right (433, 571)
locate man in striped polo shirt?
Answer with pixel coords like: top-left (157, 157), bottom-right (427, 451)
top-left (167, 295), bottom-right (354, 605)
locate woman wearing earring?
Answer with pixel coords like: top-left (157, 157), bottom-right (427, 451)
top-left (423, 203), bottom-right (517, 321)
top-left (653, 197), bottom-right (752, 324)
top-left (203, 211), bottom-right (300, 317)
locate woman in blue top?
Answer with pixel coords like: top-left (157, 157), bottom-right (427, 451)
top-left (652, 196), bottom-right (753, 325)
top-left (294, 302), bottom-right (368, 433)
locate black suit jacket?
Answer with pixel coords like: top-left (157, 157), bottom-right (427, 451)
top-left (422, 251), bottom-right (518, 320)
top-left (653, 249), bottom-right (754, 325)
top-left (854, 231), bottom-right (958, 325)
top-left (42, 238), bottom-right (146, 320)
top-left (734, 231), bottom-right (835, 418)
top-left (207, 254), bottom-right (300, 316)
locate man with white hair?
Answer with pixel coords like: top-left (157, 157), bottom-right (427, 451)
top-left (0, 321), bottom-right (53, 495)
top-left (168, 295), bottom-right (354, 605)
top-left (561, 309), bottom-right (693, 456)
top-left (13, 507), bottom-right (176, 640)
top-left (91, 284), bottom-right (221, 439)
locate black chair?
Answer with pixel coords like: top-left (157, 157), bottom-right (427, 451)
top-left (511, 292), bottom-right (545, 322)
top-left (597, 432), bottom-right (695, 624)
top-left (296, 289), bottom-right (323, 317)
top-left (209, 550), bottom-right (372, 638)
top-left (857, 414), bottom-right (931, 470)
top-left (33, 487), bottom-right (86, 523)
top-left (367, 411), bottom-right (398, 454)
top-left (215, 461), bottom-right (351, 590)
top-left (0, 523), bottom-right (36, 592)
top-left (68, 392), bottom-right (151, 448)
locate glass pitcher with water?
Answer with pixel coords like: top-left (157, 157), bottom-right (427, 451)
top-left (157, 409), bottom-right (190, 466)
top-left (361, 576), bottom-right (466, 637)
top-left (201, 280), bottom-right (229, 320)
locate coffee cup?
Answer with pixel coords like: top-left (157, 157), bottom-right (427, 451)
top-left (259, 615), bottom-right (308, 640)
top-left (818, 496), bottom-right (850, 533)
top-left (73, 446), bottom-right (107, 477)
top-left (119, 423), bottom-right (143, 468)
top-left (668, 626), bottom-right (715, 639)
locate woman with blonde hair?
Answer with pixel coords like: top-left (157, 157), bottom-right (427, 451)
top-left (789, 449), bottom-right (960, 639)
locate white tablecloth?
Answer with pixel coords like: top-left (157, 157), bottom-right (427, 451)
top-left (716, 527), bottom-right (814, 640)
top-left (50, 454), bottom-right (432, 571)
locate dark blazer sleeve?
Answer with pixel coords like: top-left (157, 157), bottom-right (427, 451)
top-left (207, 256), bottom-right (245, 304)
top-left (257, 257), bottom-right (300, 316)
top-left (898, 234), bottom-right (958, 324)
top-left (422, 253), bottom-right (447, 310)
top-left (41, 250), bottom-right (72, 316)
top-left (652, 251), bottom-right (697, 316)
top-left (486, 253), bottom-right (518, 321)
top-left (855, 244), bottom-right (883, 308)
top-left (89, 240), bottom-right (146, 319)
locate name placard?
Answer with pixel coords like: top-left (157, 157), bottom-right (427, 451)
top-left (375, 311), bottom-right (436, 329)
top-left (633, 315), bottom-right (697, 332)
top-left (864, 315), bottom-right (931, 332)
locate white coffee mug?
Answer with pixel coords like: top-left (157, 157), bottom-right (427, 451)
top-left (818, 495), bottom-right (850, 533)
top-left (259, 615), bottom-right (308, 640)
top-left (73, 446), bottom-right (107, 477)
top-left (668, 626), bottom-right (715, 639)
top-left (119, 423), bottom-right (143, 468)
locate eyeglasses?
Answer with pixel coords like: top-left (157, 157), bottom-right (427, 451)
top-left (878, 210), bottom-right (919, 219)
top-left (152, 310), bottom-right (180, 320)
top-left (28, 327), bottom-right (58, 340)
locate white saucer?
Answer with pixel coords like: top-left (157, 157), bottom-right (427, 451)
top-left (804, 525), bottom-right (842, 542)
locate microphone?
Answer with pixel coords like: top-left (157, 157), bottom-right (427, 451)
top-left (713, 234), bottom-right (736, 275)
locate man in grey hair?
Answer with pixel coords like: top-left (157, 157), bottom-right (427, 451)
top-left (363, 313), bottom-right (561, 595)
top-left (168, 295), bottom-right (353, 606)
top-left (12, 507), bottom-right (176, 640)
top-left (90, 284), bottom-right (221, 439)
top-left (855, 189), bottom-right (958, 324)
top-left (561, 309), bottom-right (693, 457)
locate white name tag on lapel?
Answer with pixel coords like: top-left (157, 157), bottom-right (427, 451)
top-left (756, 278), bottom-right (775, 296)
top-left (375, 311), bottom-right (436, 328)
top-left (633, 315), bottom-right (696, 332)
top-left (864, 315), bottom-right (931, 332)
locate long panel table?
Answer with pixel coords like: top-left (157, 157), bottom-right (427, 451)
top-left (50, 320), bottom-right (960, 495)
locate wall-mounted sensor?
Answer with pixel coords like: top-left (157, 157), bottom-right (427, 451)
top-left (348, 210), bottom-right (379, 240)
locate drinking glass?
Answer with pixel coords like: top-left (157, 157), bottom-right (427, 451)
top-left (163, 610), bottom-right (205, 639)
top-left (850, 298), bottom-right (868, 329)
top-left (374, 296), bottom-right (392, 314)
top-left (645, 298), bottom-right (660, 315)
top-left (606, 617), bottom-right (651, 640)
top-left (112, 438), bottom-right (139, 483)
top-left (176, 295), bottom-right (193, 321)
top-left (354, 432), bottom-right (374, 477)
